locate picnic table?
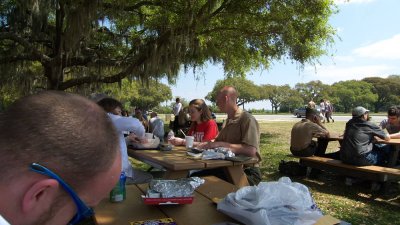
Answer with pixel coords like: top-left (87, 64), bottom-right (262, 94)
top-left (375, 137), bottom-right (400, 167)
top-left (325, 133), bottom-right (343, 142)
top-left (128, 146), bottom-right (258, 188)
top-left (94, 176), bottom-right (240, 225)
top-left (299, 136), bottom-right (400, 190)
top-left (322, 134), bottom-right (399, 167)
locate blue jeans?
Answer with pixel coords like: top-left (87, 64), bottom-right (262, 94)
top-left (364, 144), bottom-right (392, 166)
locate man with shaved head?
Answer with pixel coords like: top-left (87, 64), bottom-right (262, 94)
top-left (0, 91), bottom-right (121, 225)
top-left (197, 86), bottom-right (262, 185)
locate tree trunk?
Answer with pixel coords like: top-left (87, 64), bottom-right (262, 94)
top-left (45, 61), bottom-right (64, 90)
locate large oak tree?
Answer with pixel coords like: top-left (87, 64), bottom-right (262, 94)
top-left (362, 76), bottom-right (400, 112)
top-left (206, 77), bottom-right (261, 109)
top-left (0, 0), bottom-right (337, 98)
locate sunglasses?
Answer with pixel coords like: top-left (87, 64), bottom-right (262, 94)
top-left (30, 163), bottom-right (94, 225)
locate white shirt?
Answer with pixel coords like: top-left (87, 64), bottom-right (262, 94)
top-left (173, 102), bottom-right (182, 116)
top-left (0, 215), bottom-right (10, 225)
top-left (320, 102), bottom-right (325, 110)
top-left (149, 116), bottom-right (164, 140)
top-left (107, 113), bottom-right (145, 178)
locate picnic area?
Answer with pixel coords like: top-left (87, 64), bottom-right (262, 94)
top-left (1, 1), bottom-right (400, 225)
top-left (129, 119), bottom-right (399, 225)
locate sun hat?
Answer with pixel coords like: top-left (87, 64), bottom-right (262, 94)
top-left (352, 106), bottom-right (369, 117)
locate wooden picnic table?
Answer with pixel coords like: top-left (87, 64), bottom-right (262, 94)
top-left (375, 137), bottom-right (400, 167)
top-left (325, 133), bottom-right (343, 142)
top-left (322, 134), bottom-right (399, 167)
top-left (94, 176), bottom-right (240, 225)
top-left (128, 146), bottom-right (258, 188)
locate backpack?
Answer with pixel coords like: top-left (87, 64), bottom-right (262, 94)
top-left (278, 160), bottom-right (307, 176)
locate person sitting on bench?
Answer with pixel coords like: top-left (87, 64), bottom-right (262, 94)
top-left (290, 107), bottom-right (335, 157)
top-left (341, 106), bottom-right (391, 166)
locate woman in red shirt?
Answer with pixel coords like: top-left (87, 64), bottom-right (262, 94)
top-left (170, 99), bottom-right (218, 146)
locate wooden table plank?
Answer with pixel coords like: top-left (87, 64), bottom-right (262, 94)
top-left (136, 177), bottom-right (241, 225)
top-left (325, 133), bottom-right (343, 141)
top-left (225, 165), bottom-right (250, 187)
top-left (196, 176), bottom-right (238, 200)
top-left (156, 191), bottom-right (238, 225)
top-left (94, 185), bottom-right (167, 225)
top-left (200, 159), bottom-right (233, 168)
top-left (232, 157), bottom-right (258, 166)
top-left (128, 149), bottom-right (206, 170)
top-left (128, 146), bottom-right (257, 187)
top-left (95, 177), bottom-right (241, 225)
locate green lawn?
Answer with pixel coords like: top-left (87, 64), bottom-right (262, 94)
top-left (258, 121), bottom-right (399, 225)
top-left (132, 120), bottom-right (400, 224)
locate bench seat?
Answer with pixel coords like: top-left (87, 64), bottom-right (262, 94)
top-left (299, 156), bottom-right (400, 182)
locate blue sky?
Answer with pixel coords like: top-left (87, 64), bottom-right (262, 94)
top-left (162, 0), bottom-right (400, 110)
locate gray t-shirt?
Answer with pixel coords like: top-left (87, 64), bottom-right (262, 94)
top-left (379, 119), bottom-right (400, 134)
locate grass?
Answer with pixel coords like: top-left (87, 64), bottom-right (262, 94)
top-left (258, 121), bottom-right (399, 225)
top-left (131, 120), bottom-right (400, 224)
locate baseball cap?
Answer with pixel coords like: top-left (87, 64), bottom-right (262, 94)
top-left (352, 106), bottom-right (369, 117)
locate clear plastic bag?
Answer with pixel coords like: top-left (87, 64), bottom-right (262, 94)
top-left (217, 177), bottom-right (323, 225)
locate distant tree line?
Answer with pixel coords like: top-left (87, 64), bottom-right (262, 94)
top-left (206, 75), bottom-right (400, 113)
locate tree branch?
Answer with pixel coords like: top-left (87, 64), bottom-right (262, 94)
top-left (199, 26), bottom-right (269, 37)
top-left (0, 54), bottom-right (39, 64)
top-left (0, 32), bottom-right (51, 63)
top-left (58, 53), bottom-right (147, 90)
top-left (102, 1), bottom-right (162, 11)
top-left (67, 56), bottom-right (129, 67)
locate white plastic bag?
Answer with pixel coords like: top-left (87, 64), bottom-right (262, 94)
top-left (217, 177), bottom-right (323, 225)
top-left (130, 136), bottom-right (160, 149)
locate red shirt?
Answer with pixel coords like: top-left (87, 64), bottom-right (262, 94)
top-left (188, 120), bottom-right (218, 142)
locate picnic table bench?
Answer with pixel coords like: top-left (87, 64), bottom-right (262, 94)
top-left (94, 176), bottom-right (240, 225)
top-left (298, 135), bottom-right (400, 183)
top-left (299, 156), bottom-right (400, 185)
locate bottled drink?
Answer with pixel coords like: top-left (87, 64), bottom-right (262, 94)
top-left (109, 172), bottom-right (126, 202)
top-left (167, 130), bottom-right (174, 144)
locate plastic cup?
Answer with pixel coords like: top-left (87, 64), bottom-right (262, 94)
top-left (185, 136), bottom-right (194, 149)
top-left (145, 133), bottom-right (153, 139)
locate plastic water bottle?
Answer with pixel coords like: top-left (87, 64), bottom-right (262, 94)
top-left (109, 172), bottom-right (126, 202)
top-left (167, 130), bottom-right (174, 144)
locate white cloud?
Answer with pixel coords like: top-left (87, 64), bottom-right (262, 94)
top-left (336, 26), bottom-right (344, 34)
top-left (304, 64), bottom-right (395, 84)
top-left (334, 0), bottom-right (375, 5)
top-left (353, 34), bottom-right (400, 60)
top-left (333, 55), bottom-right (355, 63)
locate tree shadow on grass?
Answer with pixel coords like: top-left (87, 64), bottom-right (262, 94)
top-left (266, 170), bottom-right (400, 206)
top-left (300, 172), bottom-right (398, 203)
top-left (265, 170), bottom-right (400, 224)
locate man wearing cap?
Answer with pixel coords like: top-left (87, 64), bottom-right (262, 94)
top-left (290, 107), bottom-right (332, 157)
top-left (340, 106), bottom-right (391, 166)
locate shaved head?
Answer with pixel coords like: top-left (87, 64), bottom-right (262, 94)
top-left (219, 86), bottom-right (238, 100)
top-left (216, 86), bottom-right (239, 114)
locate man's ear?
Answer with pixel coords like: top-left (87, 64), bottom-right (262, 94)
top-left (21, 179), bottom-right (60, 214)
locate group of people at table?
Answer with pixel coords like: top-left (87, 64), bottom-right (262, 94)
top-left (0, 86), bottom-right (262, 225)
top-left (290, 105), bottom-right (400, 171)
